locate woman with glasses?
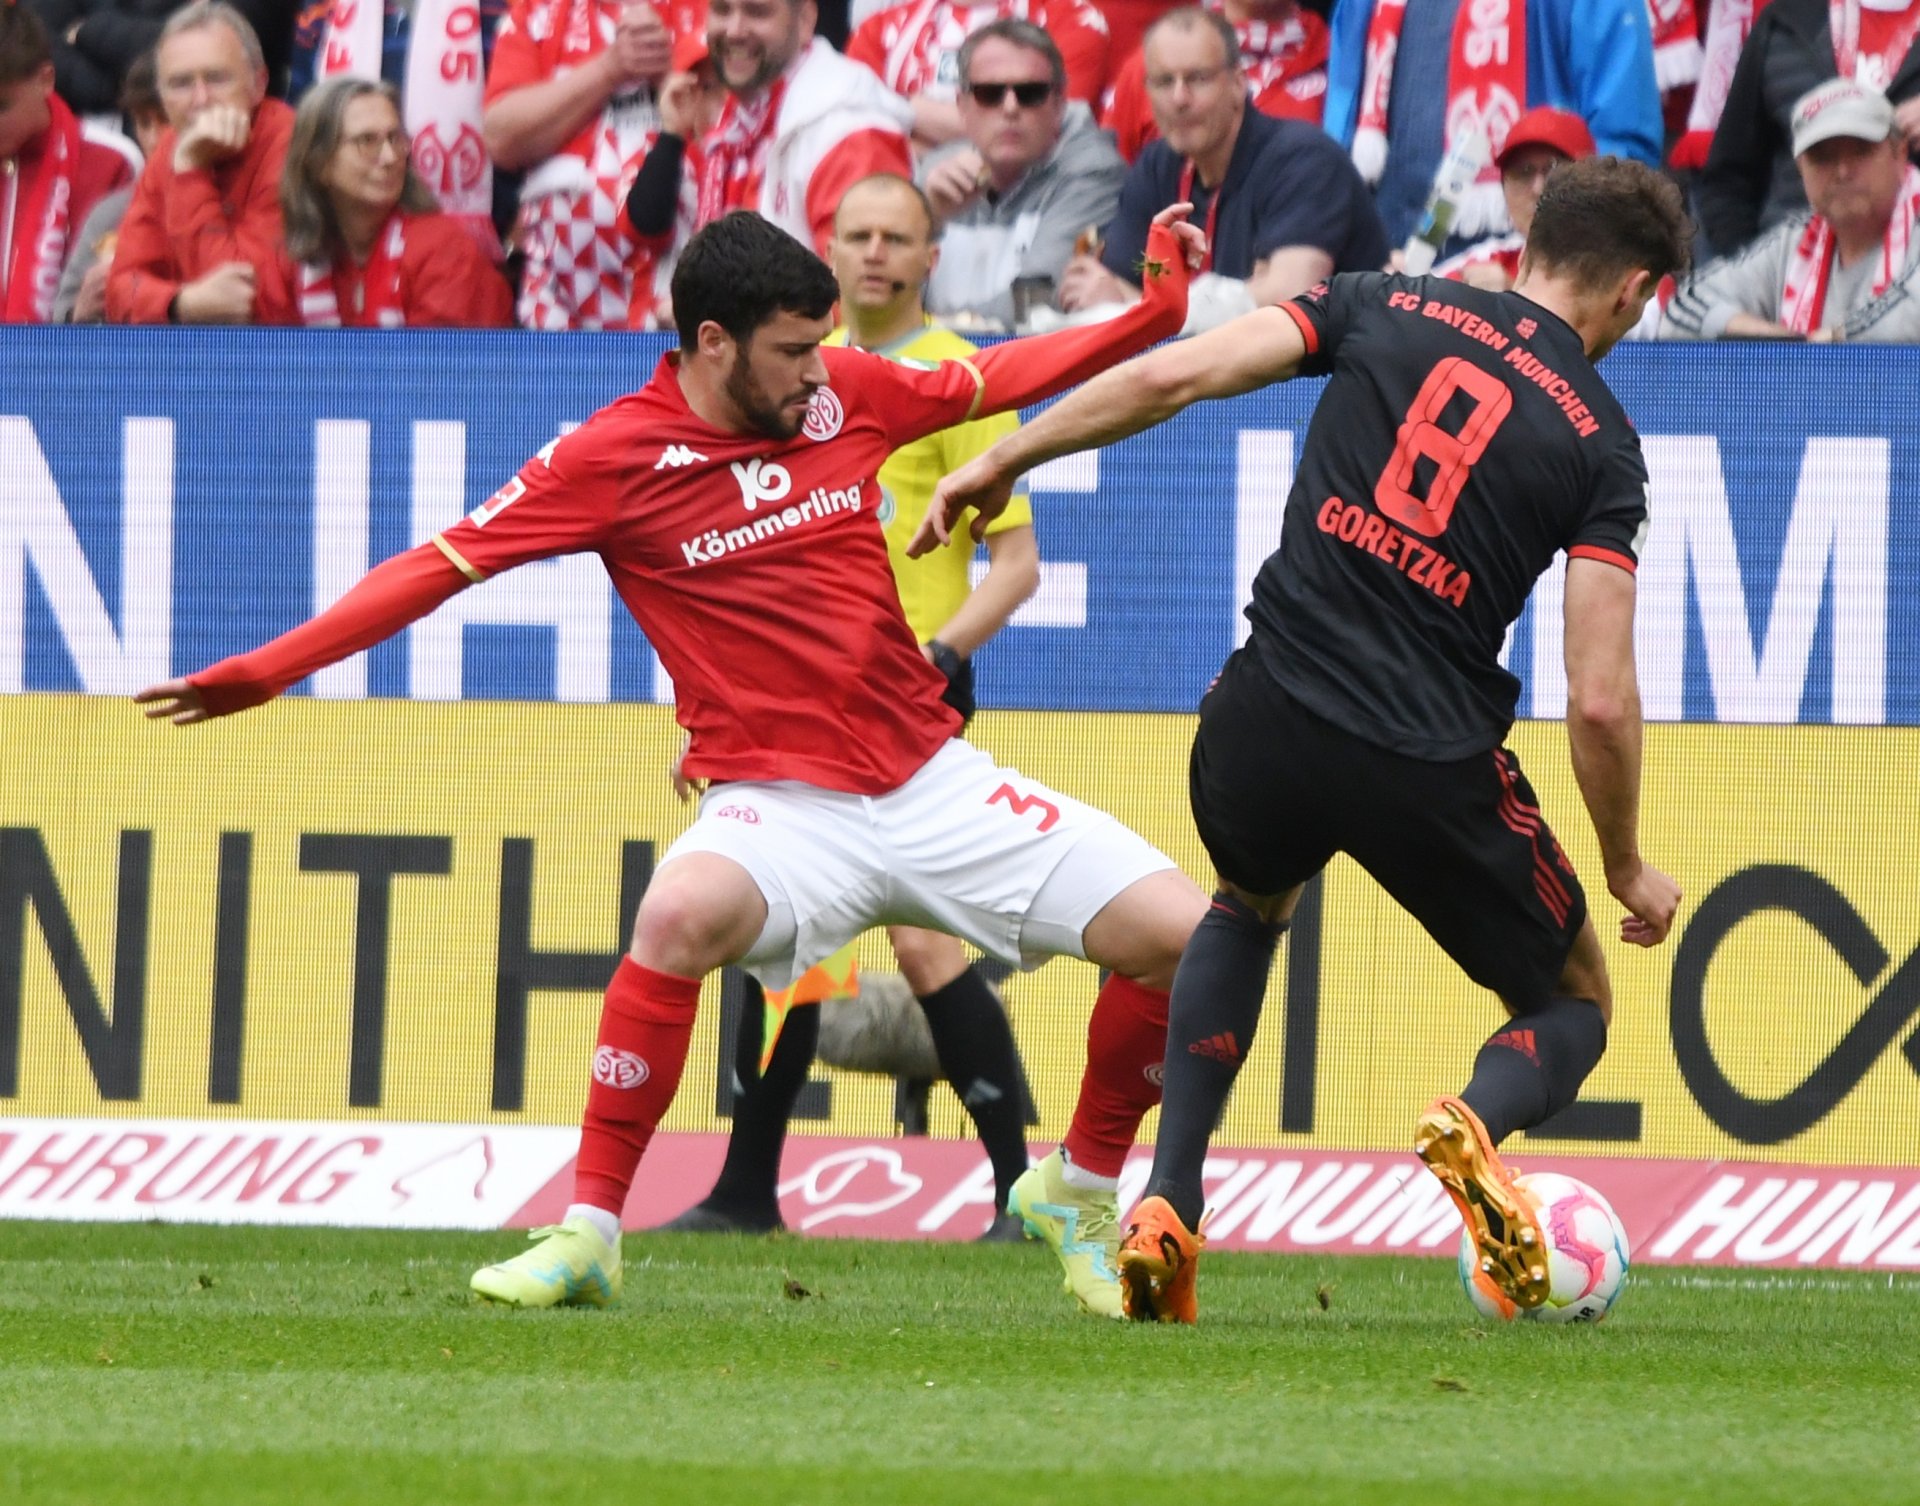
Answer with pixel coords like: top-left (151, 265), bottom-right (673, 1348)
top-left (267, 75), bottom-right (511, 327)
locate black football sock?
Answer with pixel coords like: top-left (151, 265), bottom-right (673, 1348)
top-left (704, 991), bottom-right (821, 1217)
top-left (1143, 894), bottom-right (1288, 1229)
top-left (917, 965), bottom-right (1031, 1207)
top-left (1458, 995), bottom-right (1608, 1145)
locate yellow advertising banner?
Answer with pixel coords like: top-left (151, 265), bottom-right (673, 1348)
top-left (6, 693), bottom-right (1918, 1167)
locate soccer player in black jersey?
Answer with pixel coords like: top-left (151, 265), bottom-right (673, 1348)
top-left (910, 157), bottom-right (1692, 1322)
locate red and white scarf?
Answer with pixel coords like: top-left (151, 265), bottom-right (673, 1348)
top-left (319, 0), bottom-right (499, 258)
top-left (1649, 0), bottom-right (1704, 93)
top-left (696, 80), bottom-right (785, 226)
top-left (1239, 11), bottom-right (1325, 102)
top-left (2, 92), bottom-right (81, 324)
top-left (1831, 0), bottom-right (1920, 89)
top-left (1779, 163), bottom-right (1920, 330)
top-left (1352, 0), bottom-right (1526, 238)
top-left (296, 212), bottom-right (410, 326)
top-left (1673, 0), bottom-right (1764, 168)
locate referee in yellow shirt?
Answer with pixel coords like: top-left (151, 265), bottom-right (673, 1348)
top-left (666, 174), bottom-right (1042, 1238)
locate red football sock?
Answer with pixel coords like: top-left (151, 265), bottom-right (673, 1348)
top-left (1061, 974), bottom-right (1171, 1178)
top-left (571, 957), bottom-right (703, 1215)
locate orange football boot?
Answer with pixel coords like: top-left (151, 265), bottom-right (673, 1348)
top-left (1414, 1094), bottom-right (1550, 1309)
top-left (1117, 1195), bottom-right (1205, 1323)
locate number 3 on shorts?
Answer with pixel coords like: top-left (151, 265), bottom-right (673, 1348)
top-left (988, 782), bottom-right (1061, 832)
top-left (1374, 356), bottom-right (1513, 538)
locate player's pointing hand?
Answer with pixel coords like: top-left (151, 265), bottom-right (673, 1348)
top-left (909, 202), bottom-right (1206, 561)
top-left (911, 451), bottom-right (1016, 557)
top-left (133, 678), bottom-right (209, 725)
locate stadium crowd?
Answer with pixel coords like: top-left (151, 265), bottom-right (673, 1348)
top-left (5, 0), bottom-right (1920, 339)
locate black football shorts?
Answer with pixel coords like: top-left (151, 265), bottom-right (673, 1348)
top-left (1188, 648), bottom-right (1587, 1008)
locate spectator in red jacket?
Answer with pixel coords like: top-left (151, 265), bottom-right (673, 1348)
top-left (264, 76), bottom-right (514, 326)
top-left (1102, 0), bottom-right (1327, 163)
top-left (1, 1), bottom-right (136, 322)
top-left (105, 1), bottom-right (293, 323)
top-left (846, 0), bottom-right (1113, 151)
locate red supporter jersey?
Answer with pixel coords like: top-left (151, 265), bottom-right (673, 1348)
top-left (1102, 8), bottom-right (1328, 162)
top-left (486, 0), bottom-right (707, 163)
top-left (430, 348), bottom-right (990, 794)
top-left (848, 0), bottom-right (1113, 104)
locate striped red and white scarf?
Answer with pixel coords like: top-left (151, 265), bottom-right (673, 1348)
top-left (2, 93), bottom-right (81, 324)
top-left (1673, 0), bottom-right (1765, 168)
top-left (296, 213), bottom-right (409, 326)
top-left (1779, 163), bottom-right (1920, 331)
top-left (1680, 1), bottom-right (1920, 167)
top-left (1830, 0), bottom-right (1920, 88)
top-left (1352, 0), bottom-right (1526, 239)
top-left (696, 79), bottom-right (785, 227)
top-left (1649, 0), bottom-right (1704, 93)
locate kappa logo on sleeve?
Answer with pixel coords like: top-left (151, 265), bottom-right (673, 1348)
top-left (656, 445), bottom-right (707, 470)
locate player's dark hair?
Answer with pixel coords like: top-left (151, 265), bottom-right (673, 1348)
top-left (1144, 6), bottom-right (1243, 78)
top-left (1525, 156), bottom-right (1693, 289)
top-left (958, 17), bottom-right (1066, 98)
top-left (0, 2), bottom-right (52, 87)
top-left (672, 211), bottom-right (839, 345)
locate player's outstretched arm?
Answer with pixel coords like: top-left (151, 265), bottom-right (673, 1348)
top-left (134, 543), bottom-right (471, 724)
top-left (908, 300), bottom-right (1314, 556)
top-left (954, 205), bottom-right (1205, 420)
top-left (1563, 557), bottom-right (1681, 947)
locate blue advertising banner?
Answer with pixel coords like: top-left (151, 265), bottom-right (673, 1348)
top-left (3, 329), bottom-right (1913, 720)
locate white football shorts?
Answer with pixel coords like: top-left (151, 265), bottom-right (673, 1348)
top-left (661, 738), bottom-right (1177, 990)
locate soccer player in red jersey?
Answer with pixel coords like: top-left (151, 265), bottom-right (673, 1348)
top-left (137, 204), bottom-right (1210, 1319)
top-left (916, 158), bottom-right (1691, 1323)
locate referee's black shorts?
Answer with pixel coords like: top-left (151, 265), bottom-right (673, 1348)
top-left (1189, 648), bottom-right (1587, 1009)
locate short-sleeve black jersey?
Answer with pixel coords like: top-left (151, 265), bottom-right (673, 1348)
top-left (1246, 272), bottom-right (1649, 759)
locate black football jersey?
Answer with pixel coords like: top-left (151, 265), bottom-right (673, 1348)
top-left (1246, 272), bottom-right (1649, 759)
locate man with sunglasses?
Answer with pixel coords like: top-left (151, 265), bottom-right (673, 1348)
top-left (919, 18), bottom-right (1124, 328)
top-left (1057, 5), bottom-right (1383, 325)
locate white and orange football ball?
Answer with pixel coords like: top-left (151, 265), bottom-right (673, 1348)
top-left (1459, 1172), bottom-right (1629, 1323)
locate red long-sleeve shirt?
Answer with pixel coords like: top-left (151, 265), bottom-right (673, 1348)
top-left (106, 97), bottom-right (295, 325)
top-left (186, 222), bottom-right (1195, 791)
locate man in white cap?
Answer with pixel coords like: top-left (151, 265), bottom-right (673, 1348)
top-left (1665, 76), bottom-right (1920, 342)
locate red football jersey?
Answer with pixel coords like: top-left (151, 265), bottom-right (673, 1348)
top-left (431, 348), bottom-right (985, 795)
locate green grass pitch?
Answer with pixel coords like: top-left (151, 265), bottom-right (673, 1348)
top-left (1, 1222), bottom-right (1914, 1505)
